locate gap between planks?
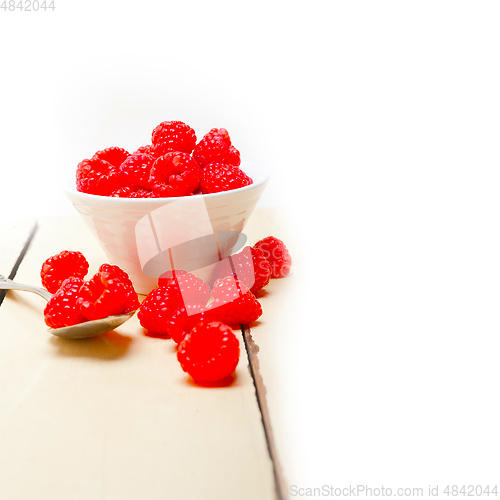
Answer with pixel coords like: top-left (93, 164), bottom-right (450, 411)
top-left (0, 219), bottom-right (38, 308)
top-left (241, 324), bottom-right (288, 500)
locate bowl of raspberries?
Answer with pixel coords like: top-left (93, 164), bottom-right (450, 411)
top-left (64, 121), bottom-right (270, 294)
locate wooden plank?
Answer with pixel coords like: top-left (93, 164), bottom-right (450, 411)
top-left (240, 207), bottom-right (304, 500)
top-left (0, 218), bottom-right (38, 306)
top-left (0, 215), bottom-right (275, 500)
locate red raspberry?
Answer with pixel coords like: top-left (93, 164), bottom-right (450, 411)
top-left (200, 163), bottom-right (252, 194)
top-left (210, 275), bottom-right (249, 304)
top-left (132, 145), bottom-right (154, 156)
top-left (40, 250), bottom-right (89, 294)
top-left (76, 270), bottom-right (139, 321)
top-left (177, 321), bottom-right (240, 382)
top-left (211, 246), bottom-right (271, 294)
top-left (98, 263), bottom-right (134, 288)
top-left (149, 152), bottom-right (202, 197)
top-left (207, 276), bottom-right (262, 326)
top-left (165, 303), bottom-right (208, 344)
top-left (118, 153), bottom-right (155, 190)
top-left (128, 190), bottom-right (157, 198)
top-left (246, 247), bottom-right (272, 292)
top-left (76, 157), bottom-right (120, 195)
top-left (92, 147), bottom-right (130, 167)
top-left (253, 236), bottom-right (292, 278)
top-left (110, 187), bottom-right (133, 197)
top-left (158, 271), bottom-right (210, 307)
top-left (226, 145), bottom-right (241, 166)
top-left (151, 120), bottom-right (197, 157)
top-left (137, 286), bottom-right (184, 337)
top-left (44, 277), bottom-right (85, 328)
top-left (110, 187), bottom-right (157, 198)
top-left (192, 128), bottom-right (241, 168)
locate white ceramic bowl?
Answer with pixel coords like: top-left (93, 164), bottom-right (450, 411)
top-left (64, 161), bottom-right (270, 294)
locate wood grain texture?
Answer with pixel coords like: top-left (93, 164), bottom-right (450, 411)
top-left (0, 215), bottom-right (275, 500)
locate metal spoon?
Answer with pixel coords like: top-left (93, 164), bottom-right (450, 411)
top-left (0, 276), bottom-right (136, 339)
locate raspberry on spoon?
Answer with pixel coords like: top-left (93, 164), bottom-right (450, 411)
top-left (40, 250), bottom-right (89, 294)
top-left (76, 270), bottom-right (139, 321)
top-left (44, 277), bottom-right (85, 328)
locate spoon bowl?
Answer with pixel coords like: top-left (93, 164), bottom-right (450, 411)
top-left (47, 311), bottom-right (135, 339)
top-left (0, 276), bottom-right (136, 339)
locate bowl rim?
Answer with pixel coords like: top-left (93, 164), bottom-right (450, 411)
top-left (63, 160), bottom-right (270, 203)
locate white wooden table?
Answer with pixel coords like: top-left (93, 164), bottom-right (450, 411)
top-left (0, 208), bottom-right (299, 500)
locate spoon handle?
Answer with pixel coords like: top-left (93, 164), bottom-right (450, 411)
top-left (0, 278), bottom-right (52, 302)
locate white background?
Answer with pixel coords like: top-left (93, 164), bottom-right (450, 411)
top-left (1, 0), bottom-right (500, 493)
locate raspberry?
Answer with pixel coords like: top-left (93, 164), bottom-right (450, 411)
top-left (132, 145), bottom-right (154, 156)
top-left (177, 321), bottom-right (240, 382)
top-left (158, 271), bottom-right (210, 307)
top-left (149, 152), bottom-right (202, 197)
top-left (110, 187), bottom-right (157, 198)
top-left (207, 276), bottom-right (262, 326)
top-left (92, 147), bottom-right (130, 167)
top-left (76, 157), bottom-right (120, 195)
top-left (200, 163), bottom-right (252, 194)
top-left (226, 145), bottom-right (241, 166)
top-left (210, 276), bottom-right (250, 303)
top-left (253, 236), bottom-right (292, 278)
top-left (76, 270), bottom-right (139, 321)
top-left (98, 263), bottom-right (134, 288)
top-left (211, 246), bottom-right (271, 294)
top-left (40, 250), bottom-right (89, 294)
top-left (151, 120), bottom-right (197, 157)
top-left (192, 128), bottom-right (241, 168)
top-left (110, 187), bottom-right (133, 197)
top-left (118, 153), bottom-right (155, 190)
top-left (137, 286), bottom-right (184, 337)
top-left (165, 303), bottom-right (208, 344)
top-left (245, 247), bottom-right (272, 292)
top-left (128, 190), bottom-right (157, 198)
top-left (44, 277), bottom-right (85, 328)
